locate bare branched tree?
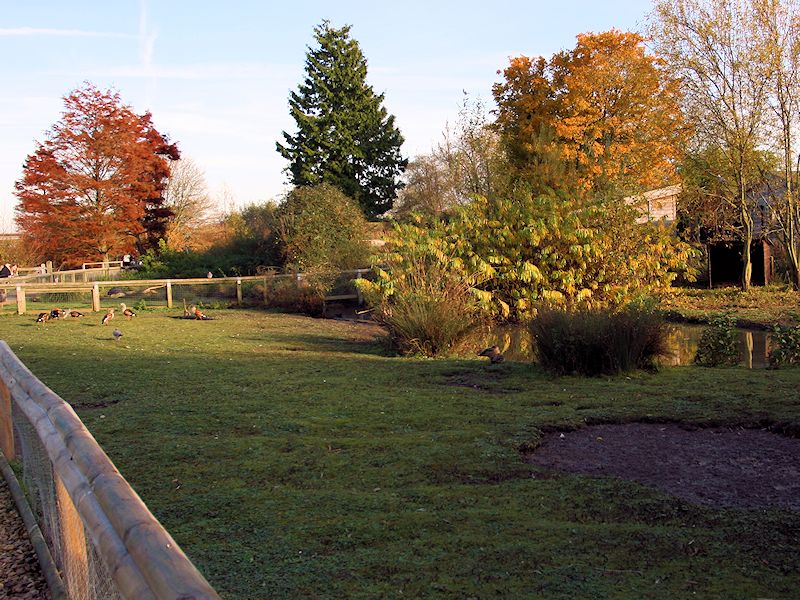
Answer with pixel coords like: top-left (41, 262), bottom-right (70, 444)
top-left (392, 96), bottom-right (507, 220)
top-left (163, 157), bottom-right (213, 250)
top-left (650, 0), bottom-right (774, 290)
top-left (754, 0), bottom-right (800, 288)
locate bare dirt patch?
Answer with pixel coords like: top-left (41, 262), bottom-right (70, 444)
top-left (526, 423), bottom-right (800, 511)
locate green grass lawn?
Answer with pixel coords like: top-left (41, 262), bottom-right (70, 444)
top-left (2, 308), bottom-right (799, 598)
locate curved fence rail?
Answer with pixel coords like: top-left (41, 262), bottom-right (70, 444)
top-left (0, 342), bottom-right (220, 599)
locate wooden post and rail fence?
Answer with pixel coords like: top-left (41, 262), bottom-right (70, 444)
top-left (9, 262), bottom-right (124, 285)
top-left (0, 342), bottom-right (220, 599)
top-left (0, 268), bottom-right (371, 596)
top-left (4, 269), bottom-right (371, 315)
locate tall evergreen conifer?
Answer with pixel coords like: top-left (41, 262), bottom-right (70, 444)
top-left (277, 21), bottom-right (407, 218)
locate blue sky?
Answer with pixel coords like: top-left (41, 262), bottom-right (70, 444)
top-left (0, 0), bottom-right (654, 230)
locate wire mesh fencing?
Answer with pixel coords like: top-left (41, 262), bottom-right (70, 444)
top-left (5, 270), bottom-right (374, 317)
top-left (0, 342), bottom-right (219, 599)
top-left (12, 266), bottom-right (124, 286)
top-left (0, 268), bottom-right (376, 597)
top-left (11, 402), bottom-right (121, 599)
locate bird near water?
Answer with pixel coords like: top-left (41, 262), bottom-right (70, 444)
top-left (478, 345), bottom-right (505, 364)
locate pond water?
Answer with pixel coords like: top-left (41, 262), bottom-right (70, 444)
top-left (662, 325), bottom-right (771, 368)
top-left (470, 323), bottom-right (772, 368)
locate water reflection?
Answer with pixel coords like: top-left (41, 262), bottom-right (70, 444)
top-left (469, 325), bottom-right (534, 363)
top-left (470, 323), bottom-right (771, 368)
top-left (663, 325), bottom-right (771, 368)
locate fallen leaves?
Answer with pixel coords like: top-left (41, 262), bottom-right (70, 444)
top-left (0, 479), bottom-right (50, 599)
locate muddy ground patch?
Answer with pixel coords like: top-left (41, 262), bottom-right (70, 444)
top-left (526, 423), bottom-right (800, 511)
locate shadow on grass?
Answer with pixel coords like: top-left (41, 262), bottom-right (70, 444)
top-left (6, 315), bottom-right (800, 599)
top-left (443, 366), bottom-right (526, 394)
top-left (246, 331), bottom-right (391, 357)
top-left (15, 320), bottom-right (100, 327)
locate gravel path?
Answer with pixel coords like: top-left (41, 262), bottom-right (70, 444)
top-left (0, 477), bottom-right (50, 599)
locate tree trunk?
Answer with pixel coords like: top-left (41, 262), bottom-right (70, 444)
top-left (785, 191), bottom-right (800, 290)
top-left (794, 261), bottom-right (800, 290)
top-left (740, 184), bottom-right (752, 292)
top-left (741, 207), bottom-right (753, 291)
top-left (789, 244), bottom-right (800, 290)
top-left (741, 242), bottom-right (752, 291)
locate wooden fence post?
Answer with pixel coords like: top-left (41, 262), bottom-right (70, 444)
top-left (15, 286), bottom-right (26, 315)
top-left (1, 341), bottom-right (221, 599)
top-left (0, 377), bottom-right (13, 460)
top-left (55, 475), bottom-right (89, 598)
top-left (91, 284), bottom-right (100, 312)
top-left (236, 279), bottom-right (242, 305)
top-left (166, 280), bottom-right (173, 308)
top-left (262, 276), bottom-right (268, 305)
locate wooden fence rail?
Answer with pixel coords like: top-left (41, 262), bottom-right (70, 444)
top-left (7, 269), bottom-right (371, 314)
top-left (0, 342), bottom-right (220, 599)
top-left (82, 260), bottom-right (124, 270)
top-left (9, 265), bottom-right (124, 285)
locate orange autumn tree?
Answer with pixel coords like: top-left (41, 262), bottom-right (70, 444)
top-left (15, 83), bottom-right (179, 266)
top-left (493, 30), bottom-right (685, 197)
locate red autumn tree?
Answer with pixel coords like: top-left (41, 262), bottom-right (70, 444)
top-left (14, 83), bottom-right (179, 266)
top-left (493, 30), bottom-right (686, 197)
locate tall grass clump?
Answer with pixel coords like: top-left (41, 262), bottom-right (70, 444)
top-left (694, 313), bottom-right (739, 367)
top-left (367, 262), bottom-right (482, 356)
top-left (530, 305), bottom-right (669, 375)
top-left (354, 219), bottom-right (492, 356)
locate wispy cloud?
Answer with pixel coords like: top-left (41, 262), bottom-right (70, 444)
top-left (88, 62), bottom-right (296, 81)
top-left (138, 0), bottom-right (157, 70)
top-left (138, 0), bottom-right (158, 107)
top-left (0, 27), bottom-right (134, 38)
top-left (0, 96), bottom-right (60, 127)
top-left (158, 109), bottom-right (269, 144)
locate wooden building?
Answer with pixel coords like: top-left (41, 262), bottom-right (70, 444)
top-left (625, 184), bottom-right (680, 224)
top-left (706, 239), bottom-right (773, 287)
top-left (626, 184), bottom-right (774, 286)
